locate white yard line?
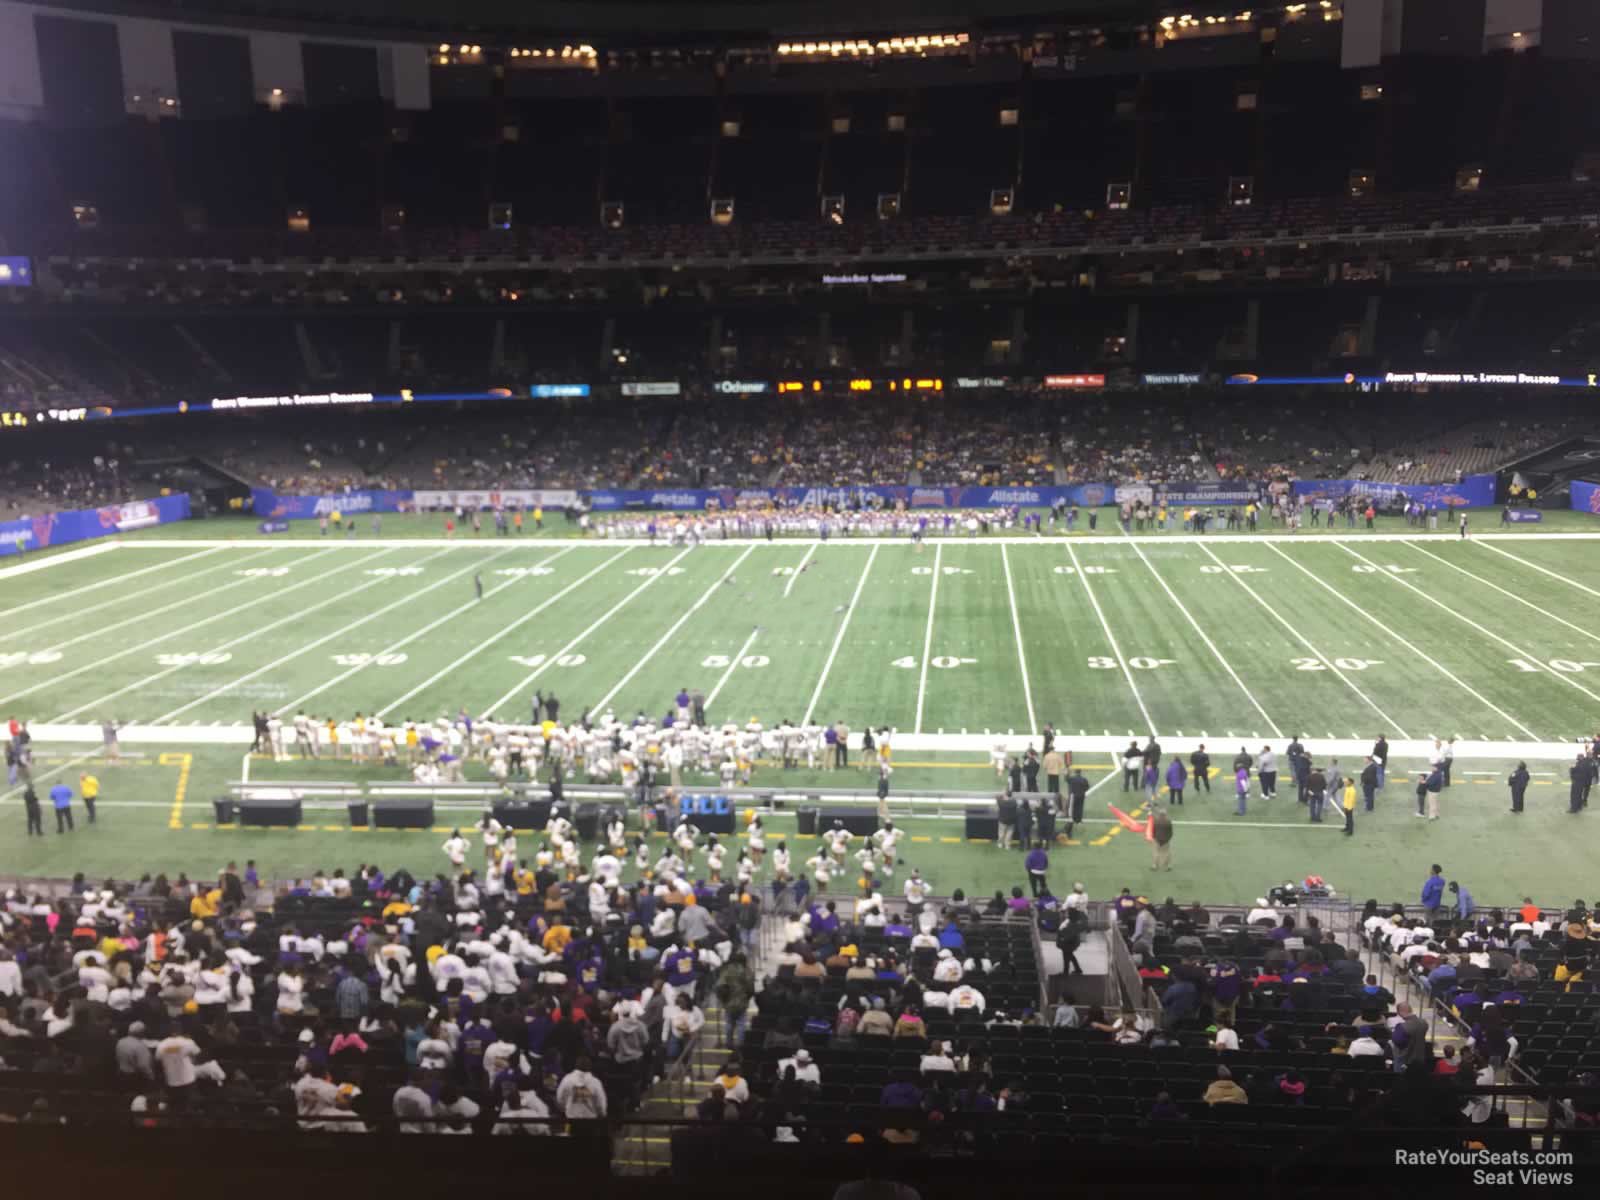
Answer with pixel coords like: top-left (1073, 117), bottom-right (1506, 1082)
top-left (0, 546), bottom-right (224, 628)
top-left (152, 547), bottom-right (494, 723)
top-left (802, 545), bottom-right (879, 726)
top-left (22, 547), bottom-right (282, 653)
top-left (273, 547), bottom-right (570, 714)
top-left (0, 748), bottom-right (103, 804)
top-left (483, 546), bottom-right (697, 717)
top-left (999, 544), bottom-right (1038, 737)
top-left (0, 541), bottom-right (119, 587)
top-left (1064, 541), bottom-right (1157, 736)
top-left (0, 547), bottom-right (356, 711)
top-left (1263, 543), bottom-right (1539, 740)
top-left (44, 547), bottom-right (405, 720)
top-left (375, 548), bottom-right (632, 719)
top-left (1474, 540), bottom-right (1600, 604)
top-left (913, 543), bottom-right (944, 735)
top-left (1337, 542), bottom-right (1600, 708)
top-left (590, 545), bottom-right (757, 713)
top-left (783, 543), bottom-right (817, 599)
top-left (1405, 543), bottom-right (1600, 648)
top-left (705, 627), bottom-right (763, 714)
top-left (1195, 542), bottom-right (1409, 737)
top-left (1128, 542), bottom-right (1281, 738)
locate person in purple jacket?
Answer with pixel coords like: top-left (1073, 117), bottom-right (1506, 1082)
top-left (1165, 757), bottom-right (1188, 806)
top-left (1234, 766), bottom-right (1250, 816)
top-left (1025, 845), bottom-right (1049, 897)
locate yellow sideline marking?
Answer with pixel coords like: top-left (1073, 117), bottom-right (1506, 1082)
top-left (159, 751), bottom-right (193, 830)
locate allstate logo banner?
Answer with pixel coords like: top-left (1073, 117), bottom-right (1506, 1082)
top-left (1292, 475), bottom-right (1495, 508)
top-left (251, 488), bottom-right (414, 518)
top-left (1572, 479), bottom-right (1600, 515)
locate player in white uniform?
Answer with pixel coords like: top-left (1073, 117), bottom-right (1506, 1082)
top-left (442, 830), bottom-right (471, 870)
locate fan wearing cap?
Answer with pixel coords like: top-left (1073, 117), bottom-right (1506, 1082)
top-left (933, 947), bottom-right (964, 984)
top-left (777, 1047), bottom-right (821, 1086)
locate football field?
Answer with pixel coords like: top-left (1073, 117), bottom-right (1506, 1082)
top-left (4, 512), bottom-right (1600, 903)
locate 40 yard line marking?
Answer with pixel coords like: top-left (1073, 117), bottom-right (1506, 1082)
top-left (1064, 541), bottom-right (1156, 736)
top-left (591, 545), bottom-right (757, 713)
top-left (1404, 542), bottom-right (1600, 649)
top-left (913, 543), bottom-right (944, 735)
top-left (999, 543), bottom-right (1038, 736)
top-left (1474, 540), bottom-right (1600, 604)
top-left (1129, 542), bottom-right (1281, 738)
top-left (783, 543), bottom-right (816, 598)
top-left (1196, 542), bottom-right (1408, 737)
top-left (1263, 542), bottom-right (1538, 740)
top-left (802, 545), bottom-right (878, 726)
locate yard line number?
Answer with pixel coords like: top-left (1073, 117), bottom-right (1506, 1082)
top-left (236, 566), bottom-right (291, 577)
top-left (1200, 564), bottom-right (1266, 574)
top-left (494, 567), bottom-right (554, 577)
top-left (1291, 657), bottom-right (1382, 671)
top-left (0, 651), bottom-right (63, 667)
top-left (1508, 658), bottom-right (1600, 674)
top-left (911, 566), bottom-right (973, 576)
top-left (1053, 566), bottom-right (1116, 575)
top-left (1351, 564), bottom-right (1417, 574)
top-left (155, 652), bottom-right (233, 666)
top-left (894, 656), bottom-right (978, 669)
top-left (702, 654), bottom-right (769, 669)
top-left (366, 566), bottom-right (425, 576)
top-left (331, 653), bottom-right (408, 667)
top-left (626, 567), bottom-right (685, 577)
top-left (1087, 656), bottom-right (1174, 670)
top-left (507, 654), bottom-right (588, 668)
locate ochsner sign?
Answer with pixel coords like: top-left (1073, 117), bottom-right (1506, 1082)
top-left (716, 380), bottom-right (770, 394)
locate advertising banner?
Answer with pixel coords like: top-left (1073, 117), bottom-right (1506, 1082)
top-left (1504, 509), bottom-right (1543, 523)
top-left (1572, 479), bottom-right (1600, 515)
top-left (412, 489), bottom-right (579, 510)
top-left (258, 520), bottom-right (290, 534)
top-left (530, 384), bottom-right (590, 398)
top-left (714, 381), bottom-right (770, 395)
top-left (1290, 475), bottom-right (1496, 508)
top-left (619, 381), bottom-right (680, 397)
top-left (250, 488), bottom-right (414, 519)
top-left (0, 494), bottom-right (190, 558)
top-left (1044, 374), bottom-right (1106, 389)
top-left (584, 484), bottom-right (1121, 512)
top-left (1154, 482), bottom-right (1261, 505)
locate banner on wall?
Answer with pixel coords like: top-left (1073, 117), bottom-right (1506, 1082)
top-left (0, 494), bottom-right (191, 558)
top-left (1505, 509), bottom-right (1543, 523)
top-left (1291, 475), bottom-right (1496, 508)
top-left (411, 489), bottom-right (580, 510)
top-left (1572, 479), bottom-right (1600, 515)
top-left (619, 381), bottom-right (681, 397)
top-left (584, 484), bottom-right (1123, 511)
top-left (250, 488), bottom-right (414, 519)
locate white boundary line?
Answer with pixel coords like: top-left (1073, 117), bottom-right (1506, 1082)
top-left (705, 627), bottom-right (762, 715)
top-left (1404, 542), bottom-right (1600, 648)
top-left (483, 545), bottom-right (698, 716)
top-left (913, 543), bottom-right (943, 735)
top-left (1336, 542), bottom-right (1600, 708)
top-left (1474, 540), bottom-right (1600, 603)
top-left (376, 548), bottom-right (632, 719)
top-left (1064, 540), bottom-right (1157, 736)
top-left (1128, 542), bottom-right (1282, 739)
top-left (0, 541), bottom-right (119, 587)
top-left (802, 544), bottom-right (878, 726)
top-left (999, 543), bottom-right (1037, 737)
top-left (782, 542), bottom-right (816, 599)
top-left (1194, 542), bottom-right (1409, 737)
top-left (590, 545), bottom-right (757, 713)
top-left (273, 547), bottom-right (573, 715)
top-left (155, 547), bottom-right (501, 723)
top-left (1262, 542), bottom-right (1539, 740)
top-left (1, 546), bottom-right (224, 631)
top-left (0, 547), bottom-right (354, 711)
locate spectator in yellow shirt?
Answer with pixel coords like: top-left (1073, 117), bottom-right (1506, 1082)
top-left (190, 888), bottom-right (221, 921)
top-left (80, 773), bottom-right (100, 824)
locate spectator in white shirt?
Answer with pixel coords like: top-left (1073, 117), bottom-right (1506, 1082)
top-left (777, 1049), bottom-right (821, 1086)
top-left (933, 948), bottom-right (964, 984)
top-left (919, 1042), bottom-right (957, 1075)
top-left (0, 948), bottom-right (20, 997)
top-left (393, 1070), bottom-right (435, 1133)
top-left (156, 1033), bottom-right (202, 1092)
top-left (1210, 1019), bottom-right (1239, 1052)
top-left (493, 1087), bottom-right (551, 1135)
top-left (556, 1056), bottom-right (609, 1120)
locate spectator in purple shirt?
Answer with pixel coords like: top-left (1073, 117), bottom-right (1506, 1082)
top-left (1025, 846), bottom-right (1049, 897)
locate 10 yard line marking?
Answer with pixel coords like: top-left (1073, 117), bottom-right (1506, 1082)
top-left (1064, 541), bottom-right (1156, 736)
top-left (913, 543), bottom-right (944, 735)
top-left (1196, 542), bottom-right (1409, 737)
top-left (783, 543), bottom-right (816, 598)
top-left (591, 545), bottom-right (757, 713)
top-left (1263, 543), bottom-right (1538, 740)
top-left (1129, 543), bottom-right (1281, 738)
top-left (3, 546), bottom-right (227, 637)
top-left (376, 548), bottom-right (633, 719)
top-left (802, 545), bottom-right (878, 726)
top-left (1475, 540), bottom-right (1600, 604)
top-left (999, 544), bottom-right (1038, 736)
top-left (1337, 542), bottom-right (1600, 707)
top-left (483, 545), bottom-right (698, 716)
top-left (1405, 542), bottom-right (1600, 648)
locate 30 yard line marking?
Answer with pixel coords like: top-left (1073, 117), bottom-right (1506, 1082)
top-left (783, 543), bottom-right (816, 599)
top-left (1264, 543), bottom-right (1538, 740)
top-left (1129, 542), bottom-right (1281, 738)
top-left (376, 548), bottom-right (632, 719)
top-left (802, 545), bottom-right (878, 726)
top-left (1474, 540), bottom-right (1600, 604)
top-left (1337, 542), bottom-right (1600, 707)
top-left (3, 547), bottom-right (361, 712)
top-left (591, 545), bottom-right (756, 713)
top-left (1197, 542), bottom-right (1408, 737)
top-left (3, 546), bottom-right (228, 637)
top-left (1000, 544), bottom-right (1038, 737)
top-left (275, 547), bottom-right (573, 714)
top-left (1404, 543), bottom-right (1600, 649)
top-left (913, 543), bottom-right (944, 735)
top-left (705, 627), bottom-right (762, 714)
top-left (1064, 541), bottom-right (1156, 736)
top-left (483, 546), bottom-right (697, 716)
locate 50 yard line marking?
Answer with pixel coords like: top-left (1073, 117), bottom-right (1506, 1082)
top-left (1263, 543), bottom-right (1538, 739)
top-left (913, 543), bottom-right (944, 734)
top-left (999, 544), bottom-right (1037, 736)
top-left (802, 545), bottom-right (878, 726)
top-left (1129, 543), bottom-right (1281, 738)
top-left (1195, 542), bottom-right (1408, 737)
top-left (591, 545), bottom-right (757, 713)
top-left (1064, 541), bottom-right (1156, 736)
top-left (705, 627), bottom-right (762, 714)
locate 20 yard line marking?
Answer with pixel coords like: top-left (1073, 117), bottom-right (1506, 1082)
top-left (1264, 543), bottom-right (1538, 740)
top-left (1064, 542), bottom-right (1157, 736)
top-left (1474, 540), bottom-right (1600, 604)
top-left (1129, 543), bottom-right (1281, 738)
top-left (802, 545), bottom-right (878, 726)
top-left (783, 543), bottom-right (816, 599)
top-left (1337, 542), bottom-right (1600, 707)
top-left (1000, 544), bottom-right (1038, 736)
top-left (913, 543), bottom-right (944, 735)
top-left (376, 548), bottom-right (633, 719)
top-left (1404, 542), bottom-right (1600, 648)
top-left (592, 545), bottom-right (757, 712)
top-left (1196, 542), bottom-right (1408, 737)
top-left (483, 546), bottom-right (697, 716)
